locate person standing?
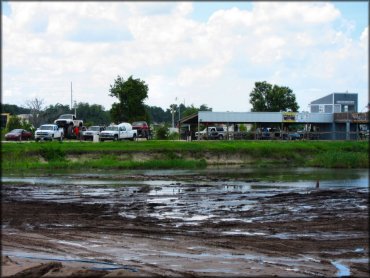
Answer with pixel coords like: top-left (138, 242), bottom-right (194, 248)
top-left (74, 126), bottom-right (79, 140)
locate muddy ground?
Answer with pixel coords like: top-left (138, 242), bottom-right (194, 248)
top-left (2, 173), bottom-right (369, 277)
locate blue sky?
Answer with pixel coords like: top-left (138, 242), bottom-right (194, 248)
top-left (2, 2), bottom-right (368, 112)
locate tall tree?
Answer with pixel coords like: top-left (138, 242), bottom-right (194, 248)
top-left (109, 75), bottom-right (149, 123)
top-left (25, 98), bottom-right (45, 128)
top-left (249, 81), bottom-right (299, 112)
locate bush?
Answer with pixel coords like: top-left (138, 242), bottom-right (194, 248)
top-left (39, 146), bottom-right (66, 161)
top-left (154, 125), bottom-right (169, 140)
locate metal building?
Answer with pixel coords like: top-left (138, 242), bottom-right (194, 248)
top-left (180, 111), bottom-right (368, 140)
top-left (309, 92), bottom-right (358, 113)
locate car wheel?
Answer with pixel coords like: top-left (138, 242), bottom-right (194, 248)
top-left (67, 125), bottom-right (73, 138)
top-left (114, 135), bottom-right (118, 141)
top-left (218, 134), bottom-right (224, 140)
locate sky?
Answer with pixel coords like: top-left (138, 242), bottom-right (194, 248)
top-left (2, 1), bottom-right (369, 112)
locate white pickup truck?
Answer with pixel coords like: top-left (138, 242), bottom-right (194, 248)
top-left (35, 124), bottom-right (64, 142)
top-left (99, 122), bottom-right (137, 141)
top-left (195, 126), bottom-right (226, 140)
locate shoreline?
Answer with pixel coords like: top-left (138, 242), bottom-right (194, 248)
top-left (2, 140), bottom-right (369, 171)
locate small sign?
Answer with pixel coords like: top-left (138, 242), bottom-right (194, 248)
top-left (336, 100), bottom-right (354, 104)
top-left (282, 112), bottom-right (297, 122)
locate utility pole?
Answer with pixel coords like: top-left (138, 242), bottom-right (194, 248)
top-left (70, 82), bottom-right (73, 112)
top-left (171, 105), bottom-right (175, 128)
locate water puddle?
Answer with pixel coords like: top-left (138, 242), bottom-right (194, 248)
top-left (331, 260), bottom-right (350, 277)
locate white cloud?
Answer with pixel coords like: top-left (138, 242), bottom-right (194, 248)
top-left (2, 2), bottom-right (368, 112)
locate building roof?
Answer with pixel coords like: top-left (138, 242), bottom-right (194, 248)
top-left (180, 111), bottom-right (334, 124)
top-left (310, 92), bottom-right (357, 105)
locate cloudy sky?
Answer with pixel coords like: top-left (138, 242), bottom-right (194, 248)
top-left (2, 1), bottom-right (368, 112)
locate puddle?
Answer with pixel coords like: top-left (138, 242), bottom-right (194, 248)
top-left (331, 260), bottom-right (350, 277)
top-left (222, 230), bottom-right (267, 236)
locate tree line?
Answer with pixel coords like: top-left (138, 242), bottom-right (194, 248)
top-left (2, 76), bottom-right (298, 132)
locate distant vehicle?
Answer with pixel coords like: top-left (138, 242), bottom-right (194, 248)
top-left (132, 121), bottom-right (150, 139)
top-left (82, 126), bottom-right (105, 141)
top-left (54, 114), bottom-right (83, 138)
top-left (195, 126), bottom-right (226, 140)
top-left (5, 129), bottom-right (32, 141)
top-left (99, 123), bottom-right (137, 141)
top-left (35, 124), bottom-right (64, 142)
top-left (287, 132), bottom-right (301, 140)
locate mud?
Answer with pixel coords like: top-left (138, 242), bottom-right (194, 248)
top-left (2, 170), bottom-right (369, 277)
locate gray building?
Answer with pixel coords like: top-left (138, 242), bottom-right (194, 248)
top-left (309, 92), bottom-right (358, 113)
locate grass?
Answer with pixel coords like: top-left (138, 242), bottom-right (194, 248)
top-left (1, 140), bottom-right (368, 172)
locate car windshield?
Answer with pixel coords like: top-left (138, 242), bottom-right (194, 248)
top-left (89, 126), bottom-right (100, 131)
top-left (40, 126), bottom-right (54, 130)
top-left (132, 121), bottom-right (145, 126)
top-left (59, 115), bottom-right (73, 119)
top-left (106, 126), bottom-right (118, 131)
top-left (10, 129), bottom-right (23, 133)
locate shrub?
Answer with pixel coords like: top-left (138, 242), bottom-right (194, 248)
top-left (154, 125), bottom-right (169, 140)
top-left (39, 145), bottom-right (66, 161)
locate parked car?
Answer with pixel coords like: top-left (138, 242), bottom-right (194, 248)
top-left (5, 129), bottom-right (33, 141)
top-left (283, 132), bottom-right (302, 140)
top-left (82, 126), bottom-right (105, 141)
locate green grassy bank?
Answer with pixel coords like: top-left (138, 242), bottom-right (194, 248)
top-left (1, 140), bottom-right (368, 172)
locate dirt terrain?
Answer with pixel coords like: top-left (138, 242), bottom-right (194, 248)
top-left (2, 172), bottom-right (369, 277)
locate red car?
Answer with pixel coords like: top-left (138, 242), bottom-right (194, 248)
top-left (5, 129), bottom-right (33, 141)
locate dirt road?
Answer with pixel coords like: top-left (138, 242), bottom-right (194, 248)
top-left (2, 173), bottom-right (369, 277)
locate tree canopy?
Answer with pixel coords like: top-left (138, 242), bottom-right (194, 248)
top-left (75, 102), bottom-right (110, 126)
top-left (249, 81), bottom-right (299, 112)
top-left (109, 75), bottom-right (149, 123)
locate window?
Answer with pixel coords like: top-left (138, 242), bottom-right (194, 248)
top-left (319, 105), bottom-right (325, 113)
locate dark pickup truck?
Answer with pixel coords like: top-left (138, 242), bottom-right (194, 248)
top-left (132, 121), bottom-right (150, 139)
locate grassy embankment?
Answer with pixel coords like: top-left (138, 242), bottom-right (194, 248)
top-left (1, 140), bottom-right (368, 173)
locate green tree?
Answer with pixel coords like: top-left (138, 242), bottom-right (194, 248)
top-left (75, 102), bottom-right (110, 126)
top-left (199, 104), bottom-right (212, 111)
top-left (249, 81), bottom-right (299, 112)
top-left (145, 105), bottom-right (171, 124)
top-left (42, 103), bottom-right (71, 124)
top-left (6, 115), bottom-right (23, 131)
top-left (109, 75), bottom-right (149, 123)
top-left (5, 116), bottom-right (33, 132)
top-left (1, 104), bottom-right (30, 115)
